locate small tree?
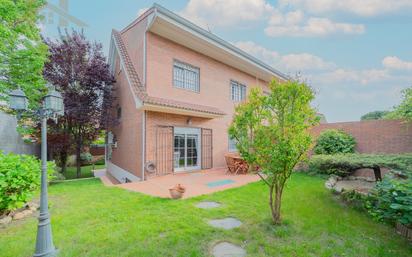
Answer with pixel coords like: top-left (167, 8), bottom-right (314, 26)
top-left (44, 31), bottom-right (115, 177)
top-left (0, 0), bottom-right (48, 107)
top-left (229, 80), bottom-right (318, 224)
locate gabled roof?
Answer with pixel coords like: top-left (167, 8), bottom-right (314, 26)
top-left (144, 4), bottom-right (288, 81)
top-left (111, 30), bottom-right (226, 118)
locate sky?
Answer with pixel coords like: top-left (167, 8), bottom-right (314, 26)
top-left (41, 0), bottom-right (412, 122)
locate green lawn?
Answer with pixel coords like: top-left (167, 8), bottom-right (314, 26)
top-left (63, 164), bottom-right (105, 180)
top-left (1, 173), bottom-right (410, 257)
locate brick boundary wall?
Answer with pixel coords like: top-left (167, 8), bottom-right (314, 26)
top-left (310, 120), bottom-right (412, 154)
top-left (90, 145), bottom-right (105, 156)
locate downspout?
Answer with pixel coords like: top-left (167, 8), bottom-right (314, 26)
top-left (141, 111), bottom-right (146, 181)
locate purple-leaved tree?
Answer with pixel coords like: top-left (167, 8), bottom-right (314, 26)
top-left (44, 30), bottom-right (115, 177)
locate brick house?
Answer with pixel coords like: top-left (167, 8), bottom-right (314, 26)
top-left (106, 4), bottom-right (287, 183)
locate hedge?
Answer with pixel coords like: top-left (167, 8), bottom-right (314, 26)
top-left (307, 153), bottom-right (412, 177)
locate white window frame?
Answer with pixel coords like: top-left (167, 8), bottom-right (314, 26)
top-left (230, 80), bottom-right (246, 102)
top-left (228, 136), bottom-right (238, 152)
top-left (173, 60), bottom-right (200, 92)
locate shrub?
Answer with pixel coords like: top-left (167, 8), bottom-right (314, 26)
top-left (0, 152), bottom-right (56, 214)
top-left (307, 154), bottom-right (412, 177)
top-left (313, 129), bottom-right (356, 155)
top-left (80, 152), bottom-right (92, 165)
top-left (366, 171), bottom-right (412, 226)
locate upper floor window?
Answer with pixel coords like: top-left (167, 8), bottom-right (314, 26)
top-left (230, 80), bottom-right (246, 102)
top-left (173, 60), bottom-right (200, 92)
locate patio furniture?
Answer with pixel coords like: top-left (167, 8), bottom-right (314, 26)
top-left (225, 153), bottom-right (249, 175)
top-left (225, 154), bottom-right (241, 174)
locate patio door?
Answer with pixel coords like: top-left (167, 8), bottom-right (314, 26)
top-left (174, 127), bottom-right (201, 172)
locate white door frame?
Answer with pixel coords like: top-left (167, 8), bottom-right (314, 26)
top-left (174, 127), bottom-right (201, 172)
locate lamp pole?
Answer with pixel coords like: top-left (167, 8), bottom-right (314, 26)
top-left (9, 85), bottom-right (63, 257)
top-left (34, 113), bottom-right (57, 257)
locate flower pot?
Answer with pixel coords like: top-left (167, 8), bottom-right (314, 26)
top-left (169, 184), bottom-right (186, 199)
top-left (169, 188), bottom-right (184, 199)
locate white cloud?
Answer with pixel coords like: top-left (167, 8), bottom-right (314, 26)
top-left (265, 12), bottom-right (365, 37)
top-left (180, 0), bottom-right (273, 29)
top-left (278, 0), bottom-right (412, 17)
top-left (234, 41), bottom-right (335, 71)
top-left (315, 68), bottom-right (390, 86)
top-left (382, 56), bottom-right (412, 70)
top-left (179, 0), bottom-right (366, 37)
top-left (280, 53), bottom-right (336, 71)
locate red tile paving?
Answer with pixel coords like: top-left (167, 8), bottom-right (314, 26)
top-left (97, 168), bottom-right (260, 199)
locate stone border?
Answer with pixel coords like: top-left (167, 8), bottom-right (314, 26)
top-left (0, 201), bottom-right (39, 226)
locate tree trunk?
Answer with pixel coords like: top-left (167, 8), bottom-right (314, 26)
top-left (76, 140), bottom-right (81, 178)
top-left (60, 151), bottom-right (68, 175)
top-left (269, 183), bottom-right (283, 225)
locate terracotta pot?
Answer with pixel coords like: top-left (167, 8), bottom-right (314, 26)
top-left (169, 188), bottom-right (184, 199)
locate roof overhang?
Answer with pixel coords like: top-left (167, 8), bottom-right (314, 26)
top-left (142, 103), bottom-right (223, 119)
top-left (146, 4), bottom-right (288, 82)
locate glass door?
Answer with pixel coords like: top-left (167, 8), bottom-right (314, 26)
top-left (174, 127), bottom-right (201, 172)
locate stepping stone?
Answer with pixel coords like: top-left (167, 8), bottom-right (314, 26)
top-left (208, 218), bottom-right (242, 230)
top-left (212, 242), bottom-right (246, 257)
top-left (196, 201), bottom-right (221, 209)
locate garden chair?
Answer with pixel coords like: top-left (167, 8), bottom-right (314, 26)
top-left (225, 155), bottom-right (241, 174)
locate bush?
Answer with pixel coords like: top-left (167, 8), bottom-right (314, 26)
top-left (308, 154), bottom-right (412, 177)
top-left (366, 171), bottom-right (412, 226)
top-left (80, 152), bottom-right (92, 165)
top-left (0, 152), bottom-right (56, 214)
top-left (313, 129), bottom-right (356, 155)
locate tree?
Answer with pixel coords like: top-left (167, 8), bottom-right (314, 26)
top-left (385, 87), bottom-right (412, 121)
top-left (0, 0), bottom-right (48, 108)
top-left (360, 110), bottom-right (389, 121)
top-left (43, 30), bottom-right (115, 177)
top-left (229, 80), bottom-right (318, 224)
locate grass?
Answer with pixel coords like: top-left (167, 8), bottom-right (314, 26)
top-left (1, 173), bottom-right (411, 257)
top-left (63, 164), bottom-right (105, 180)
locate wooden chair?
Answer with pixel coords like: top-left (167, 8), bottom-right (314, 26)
top-left (225, 155), bottom-right (241, 174)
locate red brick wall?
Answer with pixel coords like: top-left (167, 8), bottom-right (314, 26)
top-left (311, 120), bottom-right (412, 154)
top-left (90, 146), bottom-right (105, 156)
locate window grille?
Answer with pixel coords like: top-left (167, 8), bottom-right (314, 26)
top-left (230, 81), bottom-right (246, 102)
top-left (173, 61), bottom-right (200, 92)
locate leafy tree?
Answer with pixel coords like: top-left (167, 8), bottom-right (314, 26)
top-left (385, 87), bottom-right (412, 121)
top-left (43, 31), bottom-right (115, 177)
top-left (313, 129), bottom-right (356, 155)
top-left (360, 110), bottom-right (389, 121)
top-left (0, 0), bottom-right (48, 108)
top-left (229, 80), bottom-right (318, 224)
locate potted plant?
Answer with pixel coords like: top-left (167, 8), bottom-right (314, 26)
top-left (169, 184), bottom-right (186, 199)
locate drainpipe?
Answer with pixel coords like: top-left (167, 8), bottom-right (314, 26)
top-left (141, 110), bottom-right (146, 181)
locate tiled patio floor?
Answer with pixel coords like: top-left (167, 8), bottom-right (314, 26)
top-left (95, 168), bottom-right (260, 199)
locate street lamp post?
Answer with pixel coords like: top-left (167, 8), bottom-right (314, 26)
top-left (9, 85), bottom-right (64, 257)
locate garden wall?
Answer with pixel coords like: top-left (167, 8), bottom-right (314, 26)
top-left (0, 110), bottom-right (39, 156)
top-left (311, 120), bottom-right (412, 154)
